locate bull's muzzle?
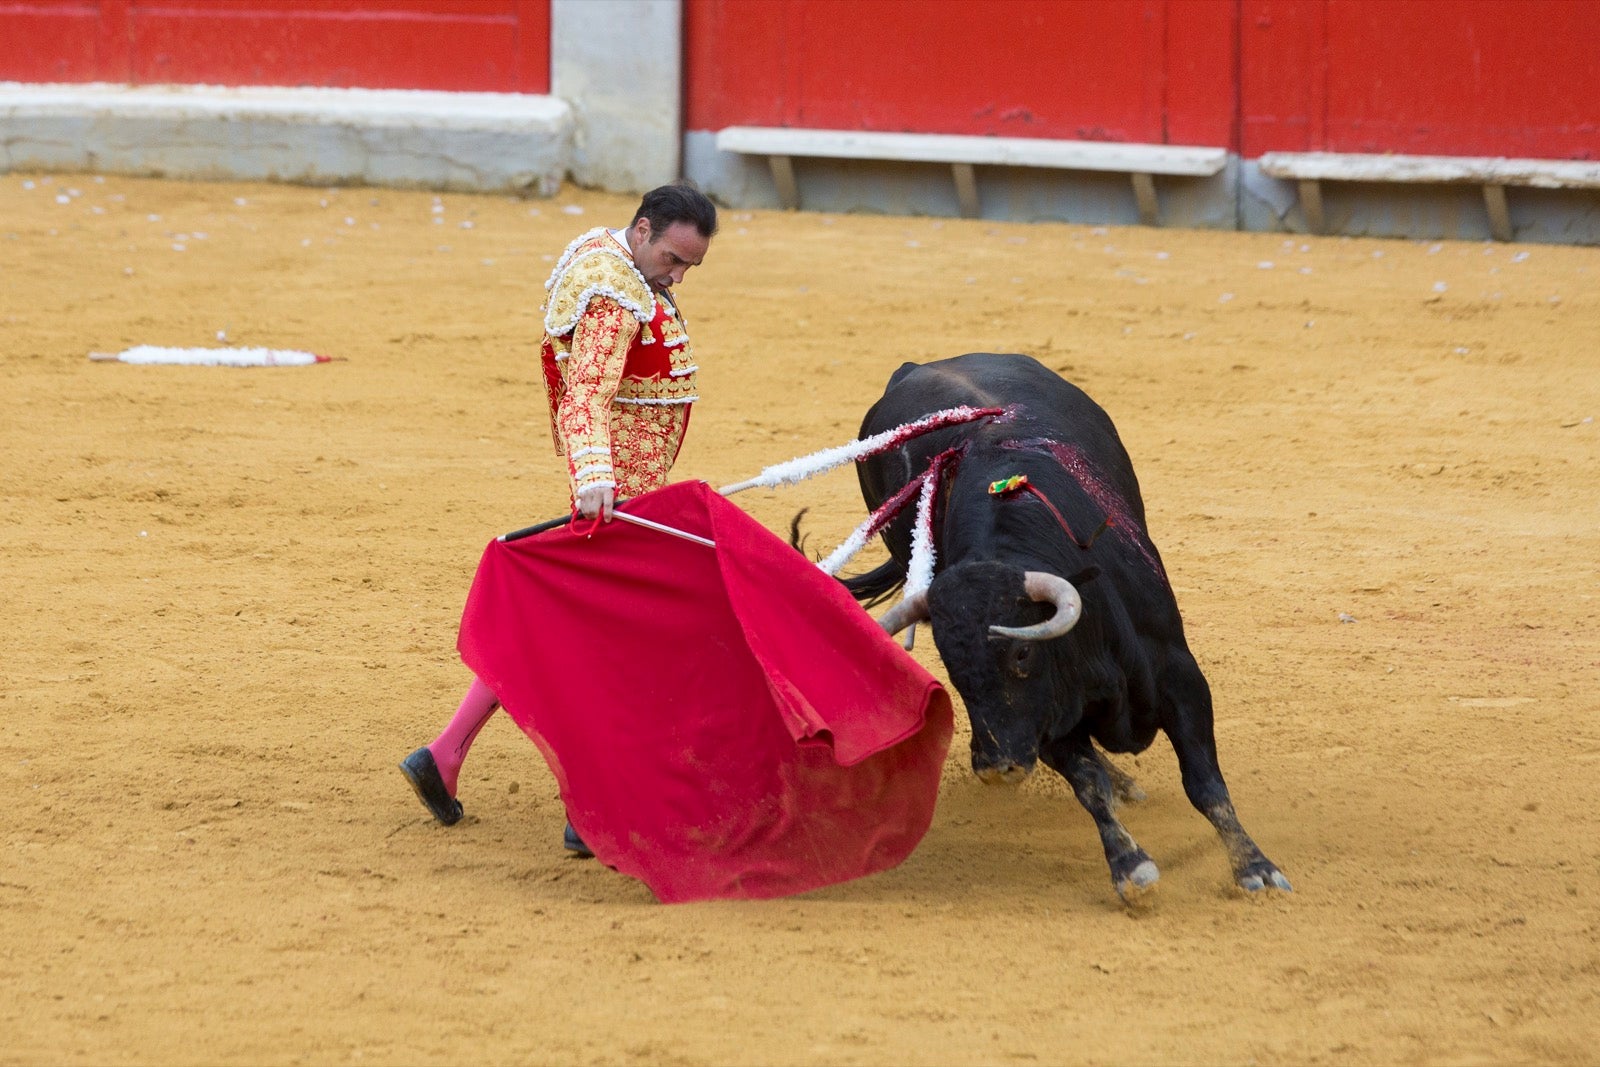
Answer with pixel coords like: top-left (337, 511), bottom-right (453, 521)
top-left (970, 735), bottom-right (1038, 784)
top-left (973, 759), bottom-right (1034, 785)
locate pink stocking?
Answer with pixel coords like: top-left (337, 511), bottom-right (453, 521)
top-left (427, 676), bottom-right (499, 796)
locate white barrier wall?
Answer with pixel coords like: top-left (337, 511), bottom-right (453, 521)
top-left (0, 83), bottom-right (572, 194)
top-left (551, 0), bottom-right (681, 195)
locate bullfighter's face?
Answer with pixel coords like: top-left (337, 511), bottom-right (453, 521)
top-left (628, 218), bottom-right (709, 293)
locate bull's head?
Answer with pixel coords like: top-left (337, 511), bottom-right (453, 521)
top-left (879, 561), bottom-right (1082, 783)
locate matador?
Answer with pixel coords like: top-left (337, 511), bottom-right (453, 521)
top-left (540, 225), bottom-right (698, 505)
top-left (401, 184), bottom-right (718, 854)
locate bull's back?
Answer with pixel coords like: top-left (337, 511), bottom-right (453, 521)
top-left (859, 353), bottom-right (1143, 519)
top-left (870, 353), bottom-right (1110, 438)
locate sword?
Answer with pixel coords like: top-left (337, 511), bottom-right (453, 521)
top-left (500, 500), bottom-right (715, 548)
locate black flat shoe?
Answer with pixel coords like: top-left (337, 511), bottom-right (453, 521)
top-left (563, 821), bottom-right (594, 858)
top-left (399, 747), bottom-right (463, 826)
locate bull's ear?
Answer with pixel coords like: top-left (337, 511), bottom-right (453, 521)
top-left (1067, 566), bottom-right (1101, 586)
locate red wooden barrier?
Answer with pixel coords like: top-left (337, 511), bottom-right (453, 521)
top-left (687, 0), bottom-right (1598, 160)
top-left (0, 0), bottom-right (118, 82)
top-left (1241, 0), bottom-right (1599, 158)
top-left (2, 0), bottom-right (1594, 160)
top-left (685, 0), bottom-right (1237, 147)
top-left (0, 0), bottom-right (550, 92)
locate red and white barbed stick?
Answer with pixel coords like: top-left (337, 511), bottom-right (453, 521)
top-left (817, 472), bottom-right (927, 576)
top-left (740, 410), bottom-right (1003, 625)
top-left (814, 453), bottom-right (952, 651)
top-left (89, 346), bottom-right (335, 367)
top-left (903, 460), bottom-right (943, 598)
top-left (510, 405), bottom-right (1006, 578)
top-left (717, 405), bottom-right (1008, 496)
top-left (816, 444), bottom-right (965, 576)
top-left (895, 466), bottom-right (943, 650)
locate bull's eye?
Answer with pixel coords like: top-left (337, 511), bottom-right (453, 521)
top-left (1006, 643), bottom-right (1037, 678)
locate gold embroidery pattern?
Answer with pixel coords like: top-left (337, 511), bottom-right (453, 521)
top-left (608, 403), bottom-right (688, 497)
top-left (556, 298), bottom-right (637, 492)
top-left (662, 303), bottom-right (696, 380)
top-left (550, 297), bottom-right (691, 499)
top-left (543, 232), bottom-right (654, 339)
top-left (659, 308), bottom-right (689, 349)
top-left (615, 373), bottom-right (699, 403)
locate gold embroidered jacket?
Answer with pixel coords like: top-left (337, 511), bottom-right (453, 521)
top-left (538, 228), bottom-right (698, 500)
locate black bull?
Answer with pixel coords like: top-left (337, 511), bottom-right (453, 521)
top-left (839, 353), bottom-right (1290, 902)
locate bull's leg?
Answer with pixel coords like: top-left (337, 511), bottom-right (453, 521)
top-left (1092, 745), bottom-right (1146, 806)
top-left (1042, 736), bottom-right (1159, 903)
top-left (1158, 658), bottom-right (1292, 894)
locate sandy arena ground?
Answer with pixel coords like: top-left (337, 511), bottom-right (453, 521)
top-left (2, 173), bottom-right (1597, 1066)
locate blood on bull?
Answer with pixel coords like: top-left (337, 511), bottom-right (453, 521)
top-left (832, 352), bottom-right (1291, 903)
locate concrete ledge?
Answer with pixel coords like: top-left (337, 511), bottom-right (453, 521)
top-left (687, 130), bottom-right (1239, 229)
top-left (713, 125), bottom-right (1226, 223)
top-left (1258, 150), bottom-right (1600, 241)
top-left (0, 82), bottom-right (573, 194)
top-left (717, 126), bottom-right (1227, 175)
top-left (1259, 151), bottom-right (1600, 189)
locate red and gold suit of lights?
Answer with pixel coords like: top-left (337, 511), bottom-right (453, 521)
top-left (539, 227), bottom-right (698, 502)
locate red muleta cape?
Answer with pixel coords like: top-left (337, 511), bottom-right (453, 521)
top-left (457, 480), bottom-right (953, 903)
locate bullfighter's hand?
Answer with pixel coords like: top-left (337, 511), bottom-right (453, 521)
top-left (576, 485), bottom-right (615, 522)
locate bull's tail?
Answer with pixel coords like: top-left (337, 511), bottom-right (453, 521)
top-left (839, 559), bottom-right (907, 607)
top-left (787, 508), bottom-right (815, 557)
top-left (790, 508), bottom-right (907, 606)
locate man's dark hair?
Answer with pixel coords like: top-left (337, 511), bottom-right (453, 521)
top-left (632, 181), bottom-right (718, 239)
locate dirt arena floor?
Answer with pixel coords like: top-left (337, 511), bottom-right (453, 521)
top-left (2, 171), bottom-right (1597, 1066)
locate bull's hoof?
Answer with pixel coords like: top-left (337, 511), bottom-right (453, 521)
top-left (1236, 859), bottom-right (1293, 894)
top-left (398, 747), bottom-right (463, 826)
top-left (1112, 856), bottom-right (1160, 904)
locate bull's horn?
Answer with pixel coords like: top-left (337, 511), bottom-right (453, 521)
top-left (989, 571), bottom-right (1082, 641)
top-left (877, 590), bottom-right (931, 636)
